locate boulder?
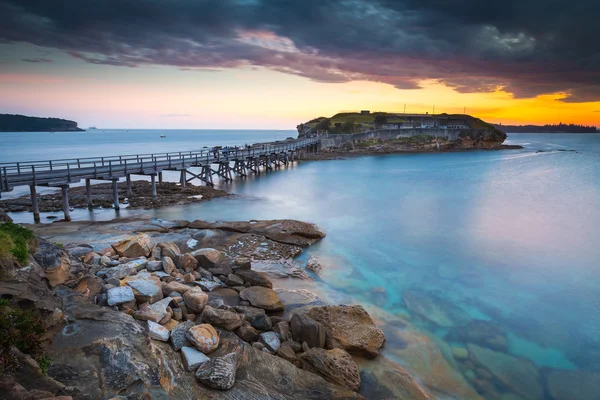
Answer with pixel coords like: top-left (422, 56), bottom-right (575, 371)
top-left (156, 242), bottom-right (180, 261)
top-left (183, 288), bottom-right (209, 313)
top-left (133, 297), bottom-right (172, 322)
top-left (201, 305), bottom-right (245, 331)
top-left (151, 246), bottom-right (162, 260)
top-left (300, 348), bottom-right (361, 392)
top-left (233, 305), bottom-right (266, 321)
top-left (181, 346), bottom-right (210, 372)
top-left (147, 320), bottom-right (169, 341)
top-left (112, 234), bottom-right (152, 258)
top-left (122, 275), bottom-right (163, 304)
top-left (176, 253), bottom-right (198, 272)
top-left (165, 281), bottom-right (192, 294)
top-left (208, 288), bottom-right (241, 307)
top-left (162, 256), bottom-right (176, 274)
top-left (277, 344), bottom-right (299, 366)
top-left (273, 321), bottom-right (292, 341)
top-left (226, 273), bottom-right (244, 286)
top-left (239, 287), bottom-right (284, 311)
top-left (234, 269), bottom-right (273, 288)
top-left (249, 313), bottom-right (272, 331)
top-left (290, 313), bottom-right (326, 349)
top-left (195, 352), bottom-right (238, 390)
top-left (145, 260), bottom-right (163, 272)
top-left (186, 324), bottom-right (220, 354)
top-left (259, 332), bottom-right (281, 353)
top-left (235, 321), bottom-right (259, 343)
top-left (66, 245), bottom-right (93, 259)
top-left (194, 278), bottom-right (222, 292)
top-left (192, 248), bottom-right (225, 269)
top-left (170, 320), bottom-right (194, 351)
top-left (306, 256), bottom-right (323, 274)
top-left (231, 257), bottom-right (251, 271)
top-left (102, 258), bottom-right (145, 280)
top-left (207, 264), bottom-right (233, 277)
top-left (107, 286), bottom-right (135, 306)
top-left (33, 240), bottom-right (73, 287)
top-left (468, 344), bottom-right (543, 400)
top-left (306, 305), bottom-right (385, 358)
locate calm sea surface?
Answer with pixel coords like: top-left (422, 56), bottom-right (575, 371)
top-left (4, 131), bottom-right (600, 398)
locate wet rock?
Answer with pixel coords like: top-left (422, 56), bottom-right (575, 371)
top-left (239, 286), bottom-right (284, 311)
top-left (403, 289), bottom-right (470, 328)
top-left (176, 253), bottom-right (198, 272)
top-left (234, 305), bottom-right (266, 320)
top-left (275, 288), bottom-right (324, 311)
top-left (33, 240), bottom-right (73, 287)
top-left (122, 275), bottom-right (163, 304)
top-left (545, 369), bottom-right (600, 400)
top-left (112, 233), bottom-right (152, 258)
top-left (186, 324), bottom-right (219, 354)
top-left (201, 305), bottom-right (245, 331)
top-left (195, 352), bottom-right (238, 390)
top-left (231, 257), bottom-right (251, 271)
top-left (446, 319), bottom-right (509, 352)
top-left (260, 332), bottom-right (281, 353)
top-left (183, 288), bottom-right (209, 313)
top-left (145, 260), bottom-right (163, 272)
top-left (208, 288), bottom-right (241, 307)
top-left (147, 320), bottom-right (169, 341)
top-left (300, 348), bottom-right (361, 392)
top-left (162, 256), bottom-right (175, 274)
top-left (107, 286), bottom-right (135, 306)
top-left (249, 313), bottom-right (272, 331)
top-left (306, 305), bottom-right (385, 359)
top-left (468, 344), bottom-right (542, 400)
top-left (306, 256), bottom-right (323, 274)
top-left (235, 321), bottom-right (260, 343)
top-left (226, 273), bottom-right (244, 286)
top-left (273, 321), bottom-right (292, 341)
top-left (133, 297), bottom-right (172, 322)
top-left (192, 248), bottom-right (225, 269)
top-left (290, 313), bottom-right (327, 349)
top-left (181, 346), bottom-right (210, 372)
top-left (156, 241), bottom-right (180, 261)
top-left (234, 269), bottom-right (273, 288)
top-left (170, 320), bottom-right (194, 351)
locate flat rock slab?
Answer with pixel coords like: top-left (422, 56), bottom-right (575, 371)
top-left (239, 287), bottom-right (284, 311)
top-left (181, 346), bottom-right (210, 372)
top-left (300, 348), bottom-right (361, 392)
top-left (148, 320), bottom-right (169, 341)
top-left (107, 286), bottom-right (135, 306)
top-left (123, 275), bottom-right (163, 304)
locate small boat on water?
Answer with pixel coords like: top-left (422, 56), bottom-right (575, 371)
top-left (160, 135), bottom-right (166, 138)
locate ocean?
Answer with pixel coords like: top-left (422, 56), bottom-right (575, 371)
top-left (3, 131), bottom-right (600, 398)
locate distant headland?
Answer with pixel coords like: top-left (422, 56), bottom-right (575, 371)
top-left (0, 113), bottom-right (84, 132)
top-left (492, 123), bottom-right (598, 133)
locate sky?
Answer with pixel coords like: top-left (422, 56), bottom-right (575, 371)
top-left (0, 0), bottom-right (599, 129)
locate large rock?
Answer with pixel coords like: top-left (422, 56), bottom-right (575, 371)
top-left (122, 275), bottom-right (163, 304)
top-left (201, 305), bottom-right (245, 331)
top-left (403, 289), bottom-right (469, 328)
top-left (195, 352), bottom-right (238, 390)
top-left (259, 332), bottom-right (281, 353)
top-left (290, 313), bottom-right (326, 349)
top-left (133, 297), bottom-right (172, 322)
top-left (147, 320), bottom-right (169, 341)
top-left (300, 348), bottom-right (361, 392)
top-left (306, 305), bottom-right (385, 358)
top-left (181, 346), bottom-right (210, 372)
top-left (306, 256), bottom-right (323, 274)
top-left (234, 269), bottom-right (273, 288)
top-left (208, 288), bottom-right (241, 307)
top-left (165, 281), bottom-right (192, 294)
top-left (545, 369), bottom-right (600, 400)
top-left (112, 234), bottom-right (152, 258)
top-left (156, 242), bottom-right (180, 261)
top-left (235, 321), bottom-right (259, 343)
top-left (468, 344), bottom-right (543, 400)
top-left (171, 320), bottom-right (194, 351)
top-left (33, 240), bottom-right (73, 287)
top-left (183, 288), bottom-right (208, 313)
top-left (162, 256), bottom-right (176, 274)
top-left (186, 324), bottom-right (220, 354)
top-left (239, 287), bottom-right (284, 311)
top-left (192, 248), bottom-right (226, 269)
top-left (176, 253), bottom-right (198, 272)
top-left (102, 258), bottom-right (145, 280)
top-left (233, 305), bottom-right (266, 321)
top-left (107, 286), bottom-right (135, 306)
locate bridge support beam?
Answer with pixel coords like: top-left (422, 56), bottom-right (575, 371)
top-left (112, 179), bottom-right (120, 210)
top-left (61, 185), bottom-right (71, 221)
top-left (151, 174), bottom-right (157, 199)
top-left (30, 185), bottom-right (40, 223)
top-left (85, 179), bottom-right (93, 209)
top-left (126, 174), bottom-right (132, 197)
top-left (180, 170), bottom-right (186, 187)
top-left (158, 172), bottom-right (163, 184)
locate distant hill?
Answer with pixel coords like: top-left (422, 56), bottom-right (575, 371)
top-left (0, 114), bottom-right (84, 132)
top-left (492, 123), bottom-right (598, 133)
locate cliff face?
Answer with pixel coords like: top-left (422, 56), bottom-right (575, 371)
top-left (0, 114), bottom-right (84, 132)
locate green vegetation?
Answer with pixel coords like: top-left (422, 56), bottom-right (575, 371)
top-left (0, 113), bottom-right (83, 132)
top-left (0, 222), bottom-right (36, 265)
top-left (0, 301), bottom-right (47, 374)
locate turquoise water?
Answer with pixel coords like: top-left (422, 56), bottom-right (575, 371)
top-left (5, 132), bottom-right (600, 398)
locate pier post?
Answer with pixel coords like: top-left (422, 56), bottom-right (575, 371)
top-left (112, 179), bottom-right (120, 210)
top-left (61, 185), bottom-right (71, 221)
top-left (30, 185), bottom-right (40, 223)
top-left (180, 170), bottom-right (186, 187)
top-left (126, 174), bottom-right (132, 197)
top-left (158, 172), bottom-right (163, 184)
top-left (151, 174), bottom-right (157, 199)
top-left (85, 179), bottom-right (93, 209)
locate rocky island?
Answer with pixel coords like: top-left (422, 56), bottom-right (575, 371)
top-left (0, 114), bottom-right (84, 132)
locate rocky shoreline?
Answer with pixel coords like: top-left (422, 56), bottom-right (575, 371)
top-left (0, 217), bottom-right (438, 399)
top-left (0, 180), bottom-right (229, 214)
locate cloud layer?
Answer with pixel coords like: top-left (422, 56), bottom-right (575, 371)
top-left (1, 0), bottom-right (599, 102)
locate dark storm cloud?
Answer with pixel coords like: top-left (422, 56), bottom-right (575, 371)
top-left (21, 58), bottom-right (52, 63)
top-left (1, 0), bottom-right (599, 102)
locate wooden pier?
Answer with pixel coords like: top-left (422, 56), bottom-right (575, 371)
top-left (0, 138), bottom-right (320, 222)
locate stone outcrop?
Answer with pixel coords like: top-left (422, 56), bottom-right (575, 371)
top-left (300, 348), bottom-right (361, 391)
top-left (239, 286), bottom-right (284, 311)
top-left (234, 269), bottom-right (273, 288)
top-left (290, 313), bottom-right (326, 348)
top-left (111, 233), bottom-right (152, 258)
top-left (306, 305), bottom-right (385, 358)
top-left (32, 240), bottom-right (74, 287)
